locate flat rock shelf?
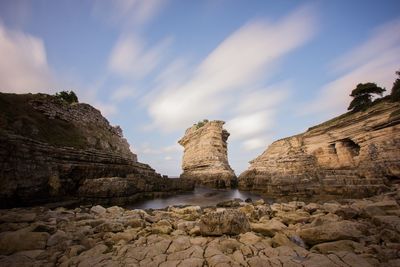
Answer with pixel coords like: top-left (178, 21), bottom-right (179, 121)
top-left (0, 185), bottom-right (399, 266)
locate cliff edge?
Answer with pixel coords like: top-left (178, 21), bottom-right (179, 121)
top-left (239, 100), bottom-right (400, 198)
top-left (0, 93), bottom-right (193, 207)
top-left (178, 120), bottom-right (236, 188)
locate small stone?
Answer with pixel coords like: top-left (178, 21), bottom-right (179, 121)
top-left (47, 230), bottom-right (68, 246)
top-left (90, 205), bottom-right (106, 215)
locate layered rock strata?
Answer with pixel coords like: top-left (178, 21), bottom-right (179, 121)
top-left (239, 100), bottom-right (400, 198)
top-left (1, 188), bottom-right (399, 266)
top-left (0, 93), bottom-right (193, 207)
top-left (178, 120), bottom-right (236, 188)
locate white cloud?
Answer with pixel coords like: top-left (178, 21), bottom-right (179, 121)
top-left (147, 6), bottom-right (316, 132)
top-left (137, 143), bottom-right (182, 155)
top-left (93, 102), bottom-right (118, 117)
top-left (235, 85), bottom-right (289, 114)
top-left (108, 34), bottom-right (171, 78)
top-left (304, 19), bottom-right (400, 116)
top-left (164, 156), bottom-right (172, 161)
top-left (225, 111), bottom-right (274, 140)
top-left (111, 86), bottom-right (136, 102)
top-left (0, 23), bottom-right (53, 93)
top-left (242, 137), bottom-right (271, 151)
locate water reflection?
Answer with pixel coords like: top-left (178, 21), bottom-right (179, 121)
top-left (127, 187), bottom-right (265, 210)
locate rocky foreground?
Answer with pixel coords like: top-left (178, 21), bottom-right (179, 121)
top-left (1, 189), bottom-right (400, 267)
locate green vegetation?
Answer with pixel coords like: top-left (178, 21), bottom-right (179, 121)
top-left (195, 119), bottom-right (209, 129)
top-left (391, 70), bottom-right (400, 101)
top-left (55, 90), bottom-right (78, 104)
top-left (0, 93), bottom-right (86, 148)
top-left (347, 83), bottom-right (385, 112)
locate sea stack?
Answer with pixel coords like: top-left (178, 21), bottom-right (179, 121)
top-left (178, 120), bottom-right (236, 188)
top-left (239, 100), bottom-right (400, 198)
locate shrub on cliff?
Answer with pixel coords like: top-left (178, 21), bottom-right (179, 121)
top-left (348, 83), bottom-right (385, 112)
top-left (391, 70), bottom-right (400, 101)
top-left (55, 90), bottom-right (79, 104)
top-left (195, 119), bottom-right (209, 129)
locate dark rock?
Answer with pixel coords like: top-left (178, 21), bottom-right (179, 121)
top-left (216, 199), bottom-right (243, 208)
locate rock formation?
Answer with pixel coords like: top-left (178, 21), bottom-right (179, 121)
top-left (239, 100), bottom-right (400, 198)
top-left (1, 187), bottom-right (399, 266)
top-left (178, 120), bottom-right (236, 188)
top-left (0, 93), bottom-right (193, 207)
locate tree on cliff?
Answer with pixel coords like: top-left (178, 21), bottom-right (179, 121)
top-left (347, 83), bottom-right (385, 112)
top-left (391, 70), bottom-right (400, 101)
top-left (55, 90), bottom-right (79, 104)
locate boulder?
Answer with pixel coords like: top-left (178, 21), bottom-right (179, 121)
top-left (199, 209), bottom-right (250, 236)
top-left (0, 229), bottom-right (49, 255)
top-left (250, 219), bottom-right (287, 237)
top-left (90, 205), bottom-right (106, 215)
top-left (47, 230), bottom-right (69, 246)
top-left (299, 220), bottom-right (363, 245)
top-left (310, 240), bottom-right (364, 254)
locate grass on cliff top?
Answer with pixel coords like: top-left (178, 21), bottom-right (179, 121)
top-left (0, 93), bottom-right (87, 148)
top-left (307, 96), bottom-right (398, 132)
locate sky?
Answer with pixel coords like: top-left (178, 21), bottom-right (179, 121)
top-left (1, 0), bottom-right (399, 176)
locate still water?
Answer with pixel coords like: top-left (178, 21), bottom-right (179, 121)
top-left (127, 187), bottom-right (266, 210)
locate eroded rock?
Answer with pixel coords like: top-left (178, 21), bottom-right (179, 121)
top-left (178, 120), bottom-right (236, 188)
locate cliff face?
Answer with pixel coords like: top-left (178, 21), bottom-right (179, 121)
top-left (0, 93), bottom-right (193, 207)
top-left (239, 100), bottom-right (400, 198)
top-left (178, 120), bottom-right (236, 188)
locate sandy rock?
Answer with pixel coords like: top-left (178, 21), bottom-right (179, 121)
top-left (254, 199), bottom-right (265, 205)
top-left (238, 232), bottom-right (262, 245)
top-left (178, 120), bottom-right (236, 188)
top-left (310, 240), bottom-right (364, 254)
top-left (276, 211), bottom-right (310, 224)
top-left (299, 220), bottom-right (363, 245)
top-left (0, 229), bottom-right (49, 255)
top-left (0, 211), bottom-right (37, 223)
top-left (199, 209), bottom-right (250, 236)
top-left (363, 200), bottom-right (400, 217)
top-left (372, 215), bottom-right (400, 231)
top-left (250, 219), bottom-right (287, 237)
top-left (303, 203), bottom-right (320, 214)
top-left (47, 230), bottom-right (69, 246)
top-left (90, 205), bottom-right (106, 215)
top-left (238, 100), bottom-right (400, 198)
top-left (94, 221), bottom-right (124, 233)
top-left (152, 219), bottom-right (173, 234)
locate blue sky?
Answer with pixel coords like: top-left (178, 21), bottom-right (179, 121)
top-left (1, 0), bottom-right (399, 176)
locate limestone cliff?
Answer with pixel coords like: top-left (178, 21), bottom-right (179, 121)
top-left (178, 120), bottom-right (236, 188)
top-left (239, 100), bottom-right (400, 198)
top-left (0, 93), bottom-right (193, 207)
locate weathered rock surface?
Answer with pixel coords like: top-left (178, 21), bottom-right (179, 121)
top-left (239, 100), bottom-right (400, 198)
top-left (178, 120), bottom-right (236, 188)
top-left (0, 93), bottom-right (193, 207)
top-left (199, 209), bottom-right (250, 236)
top-left (1, 189), bottom-right (399, 266)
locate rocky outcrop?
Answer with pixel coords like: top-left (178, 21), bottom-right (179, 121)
top-left (1, 188), bottom-right (399, 266)
top-left (178, 120), bottom-right (236, 188)
top-left (0, 93), bottom-right (193, 207)
top-left (239, 100), bottom-right (400, 198)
